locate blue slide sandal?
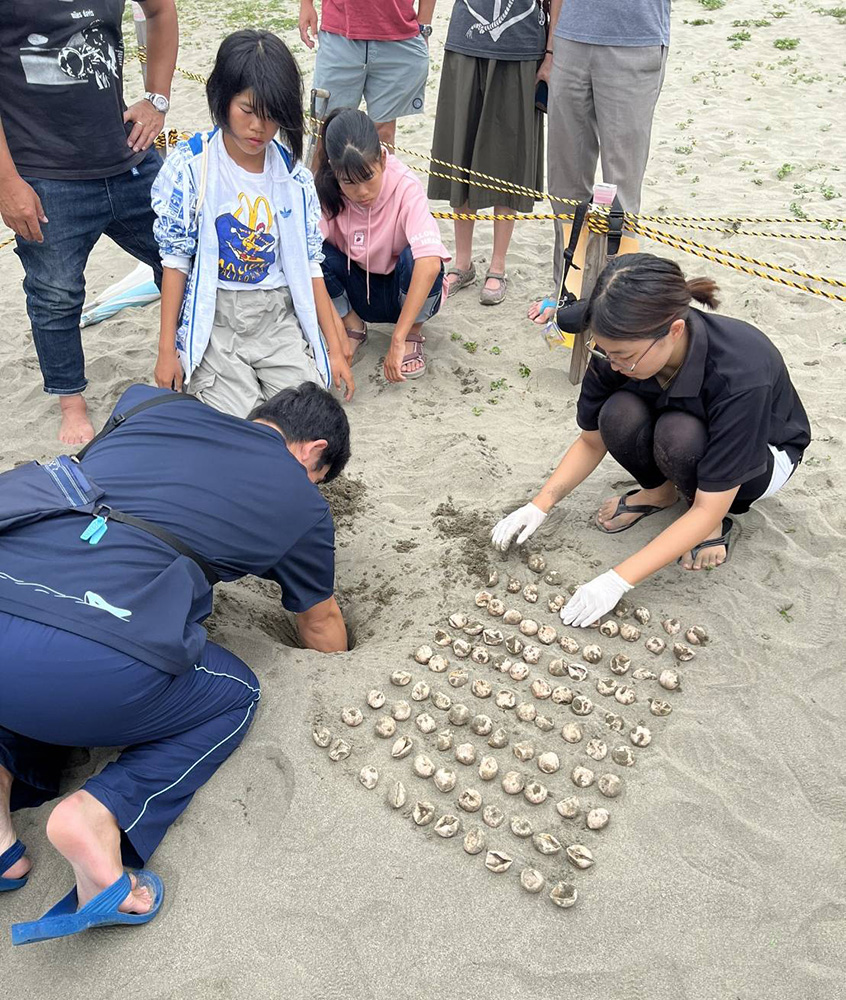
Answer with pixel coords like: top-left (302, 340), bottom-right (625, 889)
top-left (0, 840), bottom-right (29, 892)
top-left (11, 870), bottom-right (163, 945)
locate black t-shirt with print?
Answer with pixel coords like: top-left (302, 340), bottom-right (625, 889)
top-left (0, 0), bottom-right (145, 179)
top-left (445, 0), bottom-right (547, 61)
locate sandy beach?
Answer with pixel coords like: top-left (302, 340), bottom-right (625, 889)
top-left (2, 1), bottom-right (846, 997)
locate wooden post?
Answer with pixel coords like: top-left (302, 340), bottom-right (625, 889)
top-left (568, 220), bottom-right (607, 385)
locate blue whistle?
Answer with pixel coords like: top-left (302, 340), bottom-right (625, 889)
top-left (80, 515), bottom-right (108, 545)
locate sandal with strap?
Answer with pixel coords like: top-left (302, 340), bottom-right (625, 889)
top-left (480, 271), bottom-right (508, 306)
top-left (444, 264), bottom-right (476, 297)
top-left (344, 323), bottom-right (368, 366)
top-left (678, 516), bottom-right (734, 567)
top-left (596, 488), bottom-right (672, 535)
top-left (0, 839), bottom-right (29, 892)
top-left (401, 332), bottom-right (426, 380)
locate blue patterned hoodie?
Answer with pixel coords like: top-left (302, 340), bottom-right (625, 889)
top-left (151, 129), bottom-right (331, 386)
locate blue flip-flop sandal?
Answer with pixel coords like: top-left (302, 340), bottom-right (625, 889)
top-left (11, 869), bottom-right (163, 945)
top-left (0, 840), bottom-right (29, 891)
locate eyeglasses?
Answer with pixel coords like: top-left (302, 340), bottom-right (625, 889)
top-left (585, 335), bottom-right (663, 373)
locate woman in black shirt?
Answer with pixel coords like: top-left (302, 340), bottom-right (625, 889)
top-left (491, 254), bottom-right (811, 626)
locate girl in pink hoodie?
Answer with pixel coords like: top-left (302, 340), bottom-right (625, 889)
top-left (316, 109), bottom-right (450, 382)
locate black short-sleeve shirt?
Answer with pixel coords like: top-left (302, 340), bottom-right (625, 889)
top-left (0, 0), bottom-right (145, 179)
top-left (576, 309), bottom-right (811, 493)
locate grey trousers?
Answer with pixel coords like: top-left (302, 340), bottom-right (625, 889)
top-left (187, 287), bottom-right (322, 419)
top-left (548, 40), bottom-right (668, 287)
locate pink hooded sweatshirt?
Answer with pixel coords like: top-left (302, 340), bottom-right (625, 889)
top-left (320, 152), bottom-right (451, 303)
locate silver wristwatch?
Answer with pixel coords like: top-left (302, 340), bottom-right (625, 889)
top-left (144, 92), bottom-right (170, 114)
top-left (418, 23), bottom-right (433, 38)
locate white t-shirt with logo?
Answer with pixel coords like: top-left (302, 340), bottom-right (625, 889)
top-left (213, 150), bottom-right (288, 291)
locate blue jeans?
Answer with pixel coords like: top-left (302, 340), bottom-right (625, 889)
top-left (321, 241), bottom-right (444, 325)
top-left (14, 149), bottom-right (163, 395)
top-left (0, 611), bottom-right (260, 867)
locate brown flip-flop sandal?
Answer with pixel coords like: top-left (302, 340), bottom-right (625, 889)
top-left (401, 332), bottom-right (426, 380)
top-left (596, 488), bottom-right (671, 535)
top-left (345, 323), bottom-right (368, 366)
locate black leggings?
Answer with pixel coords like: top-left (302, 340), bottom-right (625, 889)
top-left (597, 392), bottom-right (774, 515)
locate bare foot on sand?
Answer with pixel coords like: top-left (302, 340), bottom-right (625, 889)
top-left (596, 483), bottom-right (678, 532)
top-left (527, 299), bottom-right (555, 325)
top-left (46, 790), bottom-right (152, 913)
top-left (59, 395), bottom-right (95, 446)
top-left (0, 766), bottom-right (31, 881)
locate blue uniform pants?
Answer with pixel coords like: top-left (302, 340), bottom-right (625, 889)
top-left (0, 611), bottom-right (260, 866)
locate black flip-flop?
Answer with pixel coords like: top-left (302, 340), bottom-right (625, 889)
top-left (597, 488), bottom-right (671, 535)
top-left (678, 516), bottom-right (734, 567)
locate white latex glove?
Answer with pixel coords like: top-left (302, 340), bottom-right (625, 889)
top-left (560, 569), bottom-right (633, 628)
top-left (491, 502), bottom-right (547, 551)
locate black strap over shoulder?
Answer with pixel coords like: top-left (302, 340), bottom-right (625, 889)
top-left (606, 194), bottom-right (625, 257)
top-left (89, 507), bottom-right (220, 587)
top-left (76, 392), bottom-right (199, 460)
top-left (74, 391), bottom-right (219, 587)
top-left (558, 199), bottom-right (590, 306)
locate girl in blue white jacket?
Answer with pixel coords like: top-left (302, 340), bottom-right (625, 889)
top-left (151, 30), bottom-right (353, 416)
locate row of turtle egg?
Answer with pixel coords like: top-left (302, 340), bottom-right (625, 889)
top-left (388, 792), bottom-right (590, 903)
top-left (378, 668), bottom-right (660, 743)
top-left (473, 585), bottom-right (708, 655)
top-left (424, 628), bottom-right (696, 674)
top-left (393, 751), bottom-right (613, 833)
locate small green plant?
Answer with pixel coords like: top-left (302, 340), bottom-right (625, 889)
top-left (490, 345), bottom-right (501, 355)
top-left (820, 184), bottom-right (840, 200)
top-left (733, 18), bottom-right (771, 27)
top-left (463, 341), bottom-right (478, 354)
top-left (771, 9), bottom-right (789, 17)
top-left (674, 144), bottom-right (694, 155)
top-left (773, 37), bottom-right (799, 49)
top-left (518, 363), bottom-right (531, 378)
top-left (490, 378), bottom-right (508, 391)
top-left (789, 201), bottom-right (808, 219)
top-left (699, 0), bottom-right (725, 9)
top-left (686, 17), bottom-right (713, 25)
top-left (752, 177), bottom-right (764, 186)
top-left (814, 6), bottom-right (846, 23)
top-left (778, 603), bottom-right (794, 623)
top-left (471, 406), bottom-right (484, 416)
top-left (728, 30), bottom-right (752, 42)
top-left (450, 332), bottom-right (462, 342)
top-left (776, 162), bottom-right (794, 180)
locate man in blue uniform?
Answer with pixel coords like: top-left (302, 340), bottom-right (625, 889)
top-left (0, 381), bottom-right (350, 942)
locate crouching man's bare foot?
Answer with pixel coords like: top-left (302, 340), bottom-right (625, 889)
top-left (0, 765), bottom-right (31, 881)
top-left (59, 394), bottom-right (95, 446)
top-left (46, 790), bottom-right (152, 913)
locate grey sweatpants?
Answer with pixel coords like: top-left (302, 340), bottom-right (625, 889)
top-left (548, 40), bottom-right (668, 286)
top-left (187, 287), bottom-right (322, 419)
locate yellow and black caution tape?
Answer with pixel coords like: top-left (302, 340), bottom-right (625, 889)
top-left (631, 222), bottom-right (846, 304)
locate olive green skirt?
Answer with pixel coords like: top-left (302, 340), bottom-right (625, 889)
top-left (428, 50), bottom-right (545, 213)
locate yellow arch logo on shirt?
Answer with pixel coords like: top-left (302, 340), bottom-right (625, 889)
top-left (234, 192), bottom-right (273, 234)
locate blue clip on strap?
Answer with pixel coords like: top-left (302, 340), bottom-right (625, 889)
top-left (80, 515), bottom-right (108, 545)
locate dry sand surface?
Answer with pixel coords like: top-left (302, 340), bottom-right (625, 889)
top-left (2, 0), bottom-right (846, 997)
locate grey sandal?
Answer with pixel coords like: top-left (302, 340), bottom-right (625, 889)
top-left (445, 264), bottom-right (476, 297)
top-left (480, 271), bottom-right (508, 306)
